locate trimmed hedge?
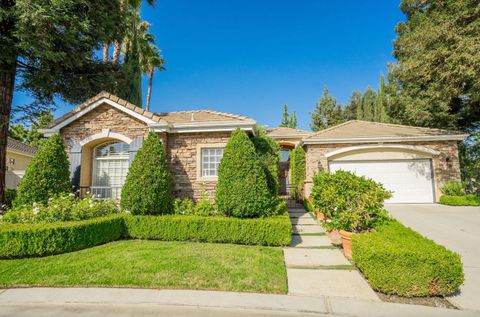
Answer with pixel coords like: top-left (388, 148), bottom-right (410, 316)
top-left (0, 215), bottom-right (125, 259)
top-left (439, 194), bottom-right (480, 206)
top-left (352, 221), bottom-right (464, 296)
top-left (124, 214), bottom-right (292, 246)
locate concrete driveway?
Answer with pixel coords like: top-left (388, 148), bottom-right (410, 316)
top-left (386, 204), bottom-right (480, 312)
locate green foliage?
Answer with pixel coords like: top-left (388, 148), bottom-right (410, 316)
top-left (279, 105), bottom-right (297, 128)
top-left (290, 147), bottom-right (306, 200)
top-left (173, 198), bottom-right (195, 215)
top-left (460, 132), bottom-right (480, 194)
top-left (441, 180), bottom-right (465, 196)
top-left (310, 86), bottom-right (345, 131)
top-left (14, 134), bottom-right (71, 206)
top-left (124, 214), bottom-right (292, 246)
top-left (311, 171), bottom-right (391, 233)
top-left (360, 86), bottom-right (376, 121)
top-left (439, 195), bottom-right (480, 206)
top-left (375, 74), bottom-right (389, 122)
top-left (345, 91), bottom-right (362, 121)
top-left (352, 220), bottom-right (464, 296)
top-left (4, 189), bottom-right (17, 209)
top-left (194, 195), bottom-right (217, 216)
top-left (303, 198), bottom-right (314, 213)
top-left (0, 215), bottom-right (125, 259)
top-left (252, 132), bottom-right (280, 196)
top-left (121, 132), bottom-right (173, 215)
top-left (289, 112), bottom-right (297, 129)
top-left (2, 194), bottom-right (119, 224)
top-left (9, 111), bottom-right (54, 147)
top-left (216, 129), bottom-right (275, 218)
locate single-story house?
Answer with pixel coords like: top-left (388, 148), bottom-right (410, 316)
top-left (40, 91), bottom-right (467, 204)
top-left (5, 138), bottom-right (37, 189)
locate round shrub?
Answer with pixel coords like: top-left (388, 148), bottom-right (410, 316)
top-left (252, 133), bottom-right (280, 196)
top-left (121, 132), bottom-right (173, 215)
top-left (216, 129), bottom-right (275, 218)
top-left (14, 133), bottom-right (71, 206)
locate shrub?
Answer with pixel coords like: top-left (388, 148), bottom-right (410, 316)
top-left (124, 214), bottom-right (291, 246)
top-left (303, 197), bottom-right (314, 213)
top-left (2, 194), bottom-right (119, 224)
top-left (441, 180), bottom-right (465, 196)
top-left (439, 194), bottom-right (480, 206)
top-left (290, 147), bottom-right (306, 200)
top-left (121, 132), bottom-right (173, 215)
top-left (352, 221), bottom-right (464, 296)
top-left (252, 132), bottom-right (280, 196)
top-left (4, 189), bottom-right (17, 209)
top-left (194, 195), bottom-right (217, 216)
top-left (216, 129), bottom-right (275, 218)
top-left (14, 133), bottom-right (71, 206)
top-left (173, 198), bottom-right (195, 215)
top-left (0, 215), bottom-right (125, 258)
top-left (311, 170), bottom-right (391, 232)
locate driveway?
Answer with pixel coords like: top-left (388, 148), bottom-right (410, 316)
top-left (386, 204), bottom-right (480, 312)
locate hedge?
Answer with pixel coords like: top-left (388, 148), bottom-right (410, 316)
top-left (352, 221), bottom-right (464, 296)
top-left (439, 194), bottom-right (480, 206)
top-left (124, 214), bottom-right (292, 246)
top-left (0, 215), bottom-right (125, 259)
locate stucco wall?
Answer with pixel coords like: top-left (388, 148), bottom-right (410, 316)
top-left (304, 141), bottom-right (461, 202)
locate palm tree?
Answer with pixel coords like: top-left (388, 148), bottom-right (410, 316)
top-left (142, 46), bottom-right (165, 112)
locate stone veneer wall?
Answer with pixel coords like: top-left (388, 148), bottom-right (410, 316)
top-left (303, 141), bottom-right (461, 202)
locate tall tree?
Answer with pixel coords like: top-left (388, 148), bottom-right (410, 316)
top-left (361, 86), bottom-right (376, 121)
top-left (392, 0), bottom-right (480, 131)
top-left (280, 104), bottom-right (290, 127)
top-left (311, 86), bottom-right (344, 131)
top-left (9, 110), bottom-right (54, 147)
top-left (0, 0), bottom-right (125, 207)
top-left (289, 112), bottom-right (298, 129)
top-left (345, 91), bottom-right (362, 120)
top-left (375, 74), bottom-right (388, 122)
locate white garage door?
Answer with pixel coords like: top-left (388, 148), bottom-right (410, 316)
top-left (329, 159), bottom-right (435, 204)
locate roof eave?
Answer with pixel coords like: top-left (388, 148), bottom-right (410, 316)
top-left (148, 120), bottom-right (256, 133)
top-left (301, 134), bottom-right (469, 145)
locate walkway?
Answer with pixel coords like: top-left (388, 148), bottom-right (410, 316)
top-left (284, 207), bottom-right (379, 301)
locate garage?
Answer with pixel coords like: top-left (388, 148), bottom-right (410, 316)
top-left (329, 159), bottom-right (435, 204)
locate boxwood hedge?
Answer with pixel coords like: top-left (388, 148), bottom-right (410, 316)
top-left (439, 194), bottom-right (480, 206)
top-left (352, 221), bottom-right (464, 296)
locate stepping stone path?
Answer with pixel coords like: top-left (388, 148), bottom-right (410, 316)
top-left (284, 207), bottom-right (379, 301)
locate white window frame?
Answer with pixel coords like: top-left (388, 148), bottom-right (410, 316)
top-left (196, 143), bottom-right (226, 181)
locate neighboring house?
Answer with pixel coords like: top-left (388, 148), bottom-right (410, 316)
top-left (40, 91), bottom-right (466, 203)
top-left (5, 138), bottom-right (37, 189)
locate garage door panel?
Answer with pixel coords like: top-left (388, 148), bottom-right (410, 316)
top-left (329, 160), bottom-right (434, 204)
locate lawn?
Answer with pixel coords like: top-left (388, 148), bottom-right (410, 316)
top-left (0, 240), bottom-right (287, 294)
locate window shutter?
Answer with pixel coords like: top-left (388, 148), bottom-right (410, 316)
top-left (69, 140), bottom-right (82, 188)
top-left (129, 136), bottom-right (144, 164)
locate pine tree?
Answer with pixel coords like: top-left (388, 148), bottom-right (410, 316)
top-left (361, 87), bottom-right (376, 121)
top-left (375, 74), bottom-right (388, 122)
top-left (310, 86), bottom-right (343, 131)
top-left (280, 105), bottom-right (290, 127)
top-left (289, 112), bottom-right (298, 129)
top-left (345, 91), bottom-right (362, 120)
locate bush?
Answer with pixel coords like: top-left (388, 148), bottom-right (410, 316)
top-left (441, 180), bottom-right (465, 196)
top-left (352, 221), bottom-right (464, 296)
top-left (173, 198), bottom-right (195, 215)
top-left (311, 170), bottom-right (391, 232)
top-left (14, 133), bottom-right (71, 206)
top-left (439, 194), bottom-right (480, 206)
top-left (2, 194), bottom-right (119, 224)
top-left (121, 132), bottom-right (173, 215)
top-left (290, 147), bottom-right (306, 200)
top-left (216, 129), bottom-right (275, 218)
top-left (0, 215), bottom-right (125, 258)
top-left (124, 214), bottom-right (292, 246)
top-left (4, 189), bottom-right (17, 209)
top-left (194, 195), bottom-right (217, 216)
top-left (252, 132), bottom-right (280, 196)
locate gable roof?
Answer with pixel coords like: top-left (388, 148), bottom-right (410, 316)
top-left (266, 127), bottom-right (311, 138)
top-left (302, 120), bottom-right (467, 144)
top-left (7, 137), bottom-right (37, 156)
top-left (155, 110), bottom-right (253, 124)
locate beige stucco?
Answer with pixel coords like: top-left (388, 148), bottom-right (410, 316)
top-left (6, 151), bottom-right (33, 172)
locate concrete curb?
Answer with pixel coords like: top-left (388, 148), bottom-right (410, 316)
top-left (0, 288), bottom-right (478, 317)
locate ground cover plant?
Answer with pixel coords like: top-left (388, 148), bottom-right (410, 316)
top-left (439, 180), bottom-right (480, 206)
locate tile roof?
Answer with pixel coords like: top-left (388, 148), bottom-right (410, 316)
top-left (7, 137), bottom-right (37, 155)
top-left (266, 127), bottom-right (311, 137)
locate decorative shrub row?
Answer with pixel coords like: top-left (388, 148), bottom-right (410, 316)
top-left (439, 194), bottom-right (480, 206)
top-left (352, 221), bottom-right (464, 297)
top-left (0, 214), bottom-right (125, 259)
top-left (124, 214), bottom-right (292, 246)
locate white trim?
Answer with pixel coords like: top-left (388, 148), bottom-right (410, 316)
top-left (301, 134), bottom-right (469, 145)
top-left (325, 144), bottom-right (440, 158)
top-left (196, 143), bottom-right (226, 181)
top-left (6, 149), bottom-right (35, 158)
top-left (79, 130), bottom-right (133, 146)
top-left (149, 120), bottom-right (256, 133)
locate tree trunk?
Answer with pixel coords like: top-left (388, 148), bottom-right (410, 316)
top-left (0, 62), bottom-right (16, 211)
top-left (112, 40), bottom-right (122, 64)
top-left (146, 68), bottom-right (154, 112)
top-left (102, 43), bottom-right (110, 63)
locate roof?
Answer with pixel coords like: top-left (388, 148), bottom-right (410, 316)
top-left (7, 137), bottom-right (37, 156)
top-left (155, 110), bottom-right (253, 124)
top-left (266, 127), bottom-right (311, 138)
top-left (303, 120), bottom-right (467, 144)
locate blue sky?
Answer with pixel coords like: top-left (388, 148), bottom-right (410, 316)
top-left (13, 0), bottom-right (404, 131)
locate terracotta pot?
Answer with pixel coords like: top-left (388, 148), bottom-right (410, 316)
top-left (339, 230), bottom-right (353, 259)
top-left (308, 196), bottom-right (313, 205)
top-left (328, 229), bottom-right (342, 246)
top-left (316, 210), bottom-right (325, 222)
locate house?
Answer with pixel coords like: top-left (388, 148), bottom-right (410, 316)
top-left (5, 138), bottom-right (37, 189)
top-left (40, 91), bottom-right (467, 203)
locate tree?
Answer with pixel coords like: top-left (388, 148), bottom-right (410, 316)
top-left (14, 134), bottom-right (71, 206)
top-left (9, 111), bottom-right (54, 147)
top-left (121, 132), bottom-right (173, 215)
top-left (361, 86), bottom-right (376, 121)
top-left (311, 86), bottom-right (344, 131)
top-left (289, 112), bottom-right (298, 129)
top-left (290, 147), bottom-right (306, 200)
top-left (392, 0), bottom-right (480, 131)
top-left (459, 132), bottom-right (480, 194)
top-left (216, 129), bottom-right (274, 218)
top-left (280, 104), bottom-right (290, 127)
top-left (375, 74), bottom-right (388, 122)
top-left (345, 91), bottom-right (362, 121)
top-left (252, 129), bottom-right (280, 196)
top-left (0, 0), bottom-right (126, 207)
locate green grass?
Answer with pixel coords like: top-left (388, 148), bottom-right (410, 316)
top-left (0, 240), bottom-right (287, 294)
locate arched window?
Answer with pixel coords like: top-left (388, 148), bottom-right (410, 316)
top-left (92, 141), bottom-right (129, 199)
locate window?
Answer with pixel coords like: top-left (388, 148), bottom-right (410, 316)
top-left (280, 149), bottom-right (290, 163)
top-left (201, 148), bottom-right (224, 177)
top-left (92, 141), bottom-right (129, 199)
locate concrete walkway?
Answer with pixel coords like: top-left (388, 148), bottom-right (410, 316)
top-left (284, 208), bottom-right (379, 301)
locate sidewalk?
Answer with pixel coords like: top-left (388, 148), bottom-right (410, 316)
top-left (0, 288), bottom-right (478, 317)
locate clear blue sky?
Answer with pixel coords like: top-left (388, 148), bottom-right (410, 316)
top-left (13, 0), bottom-right (405, 131)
